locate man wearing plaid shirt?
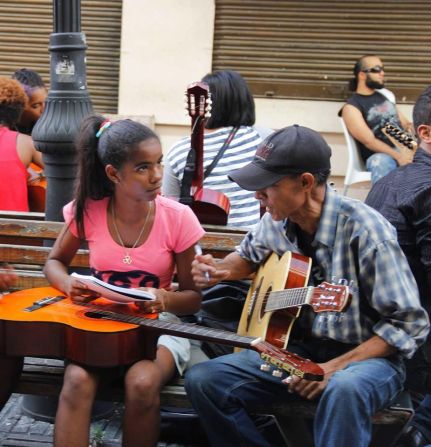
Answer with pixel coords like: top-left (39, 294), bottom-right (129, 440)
top-left (186, 124), bottom-right (430, 447)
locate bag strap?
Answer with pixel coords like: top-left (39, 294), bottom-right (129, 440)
top-left (179, 126), bottom-right (239, 204)
top-left (179, 147), bottom-right (196, 205)
top-left (204, 126), bottom-right (239, 179)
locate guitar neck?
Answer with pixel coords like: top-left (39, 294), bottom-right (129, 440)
top-left (88, 306), bottom-right (323, 381)
top-left (265, 286), bottom-right (313, 312)
top-left (190, 115), bottom-right (205, 188)
top-left (95, 307), bottom-right (256, 349)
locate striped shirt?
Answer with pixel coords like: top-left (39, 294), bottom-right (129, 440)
top-left (162, 126), bottom-right (262, 228)
top-left (238, 186), bottom-right (429, 358)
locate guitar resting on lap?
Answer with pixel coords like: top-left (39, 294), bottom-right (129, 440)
top-left (0, 286), bottom-right (324, 381)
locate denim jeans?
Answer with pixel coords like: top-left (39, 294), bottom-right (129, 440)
top-left (366, 152), bottom-right (398, 184)
top-left (184, 342), bottom-right (405, 447)
top-left (412, 394), bottom-right (431, 443)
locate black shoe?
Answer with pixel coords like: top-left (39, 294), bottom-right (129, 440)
top-left (396, 426), bottom-right (430, 447)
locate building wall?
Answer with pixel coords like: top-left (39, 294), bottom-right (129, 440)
top-left (119, 0), bottom-right (413, 176)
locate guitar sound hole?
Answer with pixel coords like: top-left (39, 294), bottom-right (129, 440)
top-left (260, 286), bottom-right (271, 320)
top-left (85, 311), bottom-right (104, 319)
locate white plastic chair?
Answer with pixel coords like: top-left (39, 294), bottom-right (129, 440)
top-left (339, 117), bottom-right (371, 195)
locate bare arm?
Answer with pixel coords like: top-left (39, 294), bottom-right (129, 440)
top-left (396, 106), bottom-right (414, 133)
top-left (137, 245), bottom-right (202, 316)
top-left (342, 105), bottom-right (410, 166)
top-left (43, 225), bottom-right (98, 300)
top-left (192, 251), bottom-right (256, 288)
top-left (16, 133), bottom-right (44, 168)
top-left (286, 335), bottom-right (396, 400)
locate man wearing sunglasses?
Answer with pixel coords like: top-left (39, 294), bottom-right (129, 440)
top-left (366, 87), bottom-right (431, 447)
top-left (341, 54), bottom-right (413, 184)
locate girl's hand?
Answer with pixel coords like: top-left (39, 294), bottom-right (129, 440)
top-left (134, 287), bottom-right (169, 314)
top-left (64, 276), bottom-right (101, 303)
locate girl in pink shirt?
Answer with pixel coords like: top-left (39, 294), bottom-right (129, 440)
top-left (44, 116), bottom-right (204, 447)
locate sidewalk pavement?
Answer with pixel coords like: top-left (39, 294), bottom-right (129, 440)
top-left (0, 393), bottom-right (200, 446)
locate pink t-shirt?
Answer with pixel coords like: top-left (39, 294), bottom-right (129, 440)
top-left (63, 195), bottom-right (204, 290)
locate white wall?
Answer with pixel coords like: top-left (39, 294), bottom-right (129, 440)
top-left (119, 0), bottom-right (413, 177)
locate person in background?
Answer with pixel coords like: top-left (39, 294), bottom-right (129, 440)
top-left (366, 87), bottom-right (431, 447)
top-left (12, 68), bottom-right (47, 135)
top-left (163, 70), bottom-right (271, 228)
top-left (341, 54), bottom-right (413, 184)
top-left (185, 124), bottom-right (429, 447)
top-left (0, 78), bottom-right (43, 211)
top-left (43, 116), bottom-right (204, 447)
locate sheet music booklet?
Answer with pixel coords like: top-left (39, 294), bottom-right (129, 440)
top-left (71, 272), bottom-right (156, 303)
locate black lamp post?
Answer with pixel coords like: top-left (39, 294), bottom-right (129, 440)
top-left (21, 0), bottom-right (105, 422)
top-left (32, 0), bottom-right (93, 222)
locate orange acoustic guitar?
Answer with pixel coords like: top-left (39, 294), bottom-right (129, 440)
top-left (0, 287), bottom-right (324, 381)
top-left (237, 251), bottom-right (351, 350)
top-left (180, 81), bottom-right (231, 225)
top-left (27, 163), bottom-right (46, 212)
top-left (381, 123), bottom-right (418, 162)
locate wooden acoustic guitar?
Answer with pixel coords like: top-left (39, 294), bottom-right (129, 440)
top-left (181, 81), bottom-right (231, 225)
top-left (0, 287), bottom-right (324, 381)
top-left (237, 251), bottom-right (351, 350)
top-left (381, 123), bottom-right (418, 162)
top-left (27, 163), bottom-right (46, 212)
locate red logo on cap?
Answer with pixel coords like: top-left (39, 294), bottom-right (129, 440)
top-left (255, 142), bottom-right (274, 160)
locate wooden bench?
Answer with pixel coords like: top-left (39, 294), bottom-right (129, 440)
top-left (0, 214), bottom-right (414, 447)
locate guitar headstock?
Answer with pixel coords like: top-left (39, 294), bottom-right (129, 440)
top-left (185, 81), bottom-right (212, 121)
top-left (251, 340), bottom-right (324, 381)
top-left (309, 282), bottom-right (351, 313)
top-left (382, 123), bottom-right (417, 161)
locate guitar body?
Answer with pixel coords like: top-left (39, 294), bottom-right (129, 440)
top-left (190, 188), bottom-right (231, 225)
top-left (27, 163), bottom-right (46, 212)
top-left (0, 287), bottom-right (158, 367)
top-left (237, 251), bottom-right (311, 350)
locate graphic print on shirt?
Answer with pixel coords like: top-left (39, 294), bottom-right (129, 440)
top-left (91, 268), bottom-right (160, 289)
top-left (367, 100), bottom-right (399, 142)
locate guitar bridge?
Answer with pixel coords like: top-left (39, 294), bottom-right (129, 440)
top-left (24, 295), bottom-right (66, 312)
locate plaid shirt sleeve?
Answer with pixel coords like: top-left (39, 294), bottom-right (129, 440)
top-left (359, 239), bottom-right (430, 358)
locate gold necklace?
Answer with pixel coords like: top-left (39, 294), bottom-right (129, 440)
top-left (111, 201), bottom-right (153, 265)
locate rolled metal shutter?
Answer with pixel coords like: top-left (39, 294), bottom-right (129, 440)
top-left (0, 0), bottom-right (121, 113)
top-left (213, 0), bottom-right (431, 103)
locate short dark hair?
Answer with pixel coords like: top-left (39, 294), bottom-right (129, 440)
top-left (202, 70), bottom-right (255, 128)
top-left (12, 69), bottom-right (46, 97)
top-left (413, 86), bottom-right (431, 133)
top-left (0, 78), bottom-right (27, 128)
top-left (348, 54), bottom-right (378, 91)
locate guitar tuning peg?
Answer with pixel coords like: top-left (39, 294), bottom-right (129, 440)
top-left (331, 275), bottom-right (338, 284)
top-left (272, 369), bottom-right (283, 378)
top-left (204, 112), bottom-right (211, 118)
top-left (260, 363), bottom-right (271, 372)
top-left (349, 280), bottom-right (355, 288)
top-left (207, 97), bottom-right (213, 105)
top-left (338, 278), bottom-right (348, 286)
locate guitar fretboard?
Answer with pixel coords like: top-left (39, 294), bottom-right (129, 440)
top-left (86, 307), bottom-right (256, 349)
top-left (264, 287), bottom-right (311, 312)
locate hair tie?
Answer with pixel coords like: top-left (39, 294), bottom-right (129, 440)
top-left (96, 119), bottom-right (112, 138)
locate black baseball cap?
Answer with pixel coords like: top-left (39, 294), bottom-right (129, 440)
top-left (228, 124), bottom-right (332, 191)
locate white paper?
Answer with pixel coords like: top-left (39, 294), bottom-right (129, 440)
top-left (71, 272), bottom-right (156, 303)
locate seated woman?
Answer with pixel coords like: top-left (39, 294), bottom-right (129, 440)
top-left (163, 70), bottom-right (270, 228)
top-left (43, 116), bottom-right (204, 447)
top-left (0, 78), bottom-right (44, 211)
top-left (12, 68), bottom-right (47, 135)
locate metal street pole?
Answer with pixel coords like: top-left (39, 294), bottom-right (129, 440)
top-left (32, 0), bottom-right (93, 222)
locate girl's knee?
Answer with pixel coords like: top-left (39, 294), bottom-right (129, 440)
top-left (60, 365), bottom-right (97, 404)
